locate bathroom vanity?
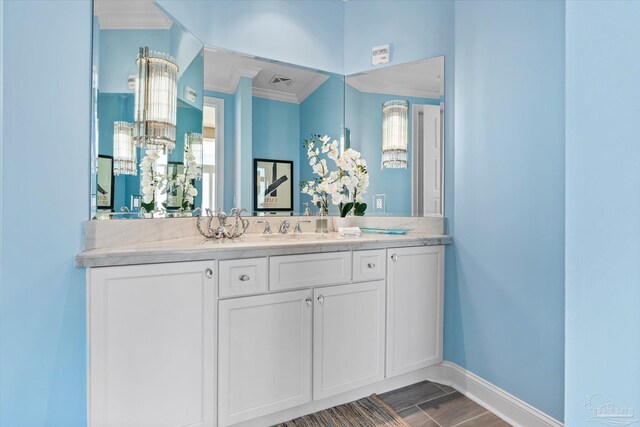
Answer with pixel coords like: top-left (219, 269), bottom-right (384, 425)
top-left (77, 221), bottom-right (450, 427)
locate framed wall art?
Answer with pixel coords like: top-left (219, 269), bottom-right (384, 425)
top-left (96, 155), bottom-right (115, 210)
top-left (254, 158), bottom-right (293, 212)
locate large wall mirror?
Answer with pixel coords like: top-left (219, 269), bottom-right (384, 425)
top-left (90, 0), bottom-right (444, 220)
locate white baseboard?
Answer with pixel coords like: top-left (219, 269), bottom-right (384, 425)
top-left (425, 362), bottom-right (563, 427)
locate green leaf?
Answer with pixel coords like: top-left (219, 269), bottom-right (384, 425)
top-left (355, 202), bottom-right (367, 216)
top-left (341, 202), bottom-right (354, 217)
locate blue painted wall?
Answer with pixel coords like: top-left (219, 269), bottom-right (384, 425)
top-left (344, 0), bottom-right (454, 76)
top-left (565, 1), bottom-right (640, 424)
top-left (451, 0), bottom-right (565, 421)
top-left (299, 75), bottom-right (345, 214)
top-left (253, 96), bottom-right (300, 212)
top-left (0, 1), bottom-right (91, 426)
top-left (345, 85), bottom-right (440, 216)
top-left (176, 47), bottom-right (204, 110)
top-left (99, 29), bottom-right (170, 94)
top-left (158, 0), bottom-right (345, 74)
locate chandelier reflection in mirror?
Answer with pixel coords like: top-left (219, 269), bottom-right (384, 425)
top-left (185, 132), bottom-right (203, 180)
top-left (113, 121), bottom-right (136, 176)
top-left (134, 47), bottom-right (179, 154)
top-left (381, 100), bottom-right (409, 169)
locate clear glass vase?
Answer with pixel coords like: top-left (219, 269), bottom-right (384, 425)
top-left (315, 208), bottom-right (329, 234)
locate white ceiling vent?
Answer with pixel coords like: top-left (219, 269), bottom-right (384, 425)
top-left (268, 75), bottom-right (295, 88)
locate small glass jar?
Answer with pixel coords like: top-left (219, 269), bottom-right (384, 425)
top-left (315, 209), bottom-right (329, 234)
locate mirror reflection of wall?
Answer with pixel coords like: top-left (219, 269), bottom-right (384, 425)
top-left (91, 0), bottom-right (204, 219)
top-left (345, 57), bottom-right (444, 217)
top-left (203, 49), bottom-right (345, 215)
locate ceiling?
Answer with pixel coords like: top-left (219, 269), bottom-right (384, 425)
top-left (94, 0), bottom-right (173, 29)
top-left (346, 57), bottom-right (444, 99)
top-left (204, 49), bottom-right (330, 104)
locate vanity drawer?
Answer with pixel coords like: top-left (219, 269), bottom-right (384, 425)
top-left (219, 258), bottom-right (268, 298)
top-left (353, 249), bottom-right (386, 282)
top-left (270, 252), bottom-right (352, 291)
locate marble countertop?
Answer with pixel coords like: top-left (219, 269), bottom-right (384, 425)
top-left (76, 232), bottom-right (452, 268)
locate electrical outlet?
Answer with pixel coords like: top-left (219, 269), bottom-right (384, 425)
top-left (374, 194), bottom-right (387, 213)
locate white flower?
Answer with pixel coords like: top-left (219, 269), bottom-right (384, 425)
top-left (309, 157), bottom-right (317, 166)
top-left (313, 159), bottom-right (327, 177)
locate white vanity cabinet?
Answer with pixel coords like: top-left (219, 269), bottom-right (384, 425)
top-left (87, 261), bottom-right (215, 427)
top-left (386, 246), bottom-right (444, 377)
top-left (218, 290), bottom-right (313, 426)
top-left (85, 244), bottom-right (445, 427)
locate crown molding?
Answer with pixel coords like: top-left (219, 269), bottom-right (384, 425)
top-left (297, 73), bottom-right (330, 103)
top-left (253, 87), bottom-right (300, 104)
top-left (205, 66), bottom-right (263, 95)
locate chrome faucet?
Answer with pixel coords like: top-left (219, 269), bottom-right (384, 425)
top-left (294, 220), bottom-right (311, 234)
top-left (278, 219), bottom-right (290, 234)
top-left (256, 220), bottom-right (272, 234)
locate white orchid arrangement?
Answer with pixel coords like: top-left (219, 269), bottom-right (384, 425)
top-left (140, 148), bottom-right (164, 211)
top-left (301, 134), bottom-right (369, 217)
top-left (176, 146), bottom-right (199, 209)
top-left (139, 147), bottom-right (199, 212)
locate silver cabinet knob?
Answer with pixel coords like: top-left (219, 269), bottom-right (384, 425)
top-left (390, 254), bottom-right (398, 262)
top-left (239, 274), bottom-right (250, 281)
top-left (367, 263), bottom-right (376, 268)
top-left (205, 268), bottom-right (213, 279)
top-left (305, 297), bottom-right (312, 306)
top-left (317, 295), bottom-right (325, 305)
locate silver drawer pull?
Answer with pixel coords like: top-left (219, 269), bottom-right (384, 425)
top-left (367, 263), bottom-right (376, 269)
top-left (205, 268), bottom-right (213, 279)
top-left (239, 274), bottom-right (250, 281)
top-left (317, 295), bottom-right (324, 305)
top-left (305, 297), bottom-right (312, 307)
top-left (391, 254), bottom-right (398, 262)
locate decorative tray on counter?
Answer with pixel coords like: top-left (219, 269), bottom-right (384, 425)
top-left (360, 227), bottom-right (411, 235)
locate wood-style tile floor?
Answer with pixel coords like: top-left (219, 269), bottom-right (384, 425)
top-left (379, 381), bottom-right (512, 427)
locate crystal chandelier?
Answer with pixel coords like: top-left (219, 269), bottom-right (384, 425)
top-left (134, 47), bottom-right (179, 153)
top-left (185, 131), bottom-right (203, 180)
top-left (113, 121), bottom-right (137, 176)
top-left (381, 100), bottom-right (409, 169)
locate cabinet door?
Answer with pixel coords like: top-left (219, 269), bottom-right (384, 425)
top-left (88, 261), bottom-right (215, 427)
top-left (313, 282), bottom-right (386, 400)
top-left (218, 290), bottom-right (312, 426)
top-left (386, 246), bottom-right (444, 378)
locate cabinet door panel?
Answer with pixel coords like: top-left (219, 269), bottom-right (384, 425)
top-left (89, 261), bottom-right (215, 427)
top-left (387, 246), bottom-right (444, 378)
top-left (218, 290), bottom-right (312, 426)
top-left (313, 282), bottom-right (385, 400)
